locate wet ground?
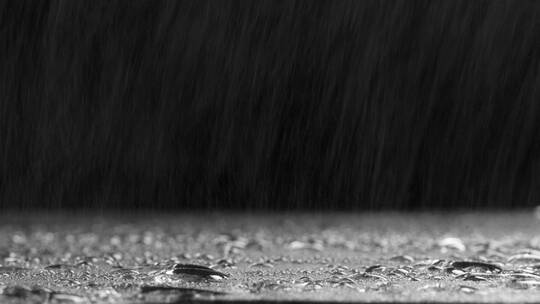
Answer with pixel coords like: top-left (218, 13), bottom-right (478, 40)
top-left (1, 211), bottom-right (540, 303)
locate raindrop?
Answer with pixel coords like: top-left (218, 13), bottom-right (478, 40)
top-left (450, 261), bottom-right (503, 273)
top-left (389, 255), bottom-right (415, 263)
top-left (508, 253), bottom-right (540, 264)
top-left (438, 237), bottom-right (466, 252)
top-left (168, 264), bottom-right (229, 281)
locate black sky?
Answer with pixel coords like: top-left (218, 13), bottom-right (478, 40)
top-left (1, 1), bottom-right (540, 210)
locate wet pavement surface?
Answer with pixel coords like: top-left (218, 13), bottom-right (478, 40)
top-left (1, 211), bottom-right (540, 303)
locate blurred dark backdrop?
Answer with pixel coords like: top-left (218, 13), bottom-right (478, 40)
top-left (1, 1), bottom-right (540, 210)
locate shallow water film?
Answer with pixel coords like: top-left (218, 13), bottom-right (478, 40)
top-left (2, 212), bottom-right (540, 303)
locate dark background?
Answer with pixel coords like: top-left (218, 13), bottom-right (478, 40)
top-left (1, 1), bottom-right (540, 210)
